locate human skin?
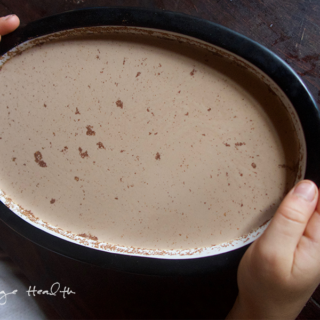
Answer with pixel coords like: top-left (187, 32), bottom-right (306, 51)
top-left (0, 14), bottom-right (20, 42)
top-left (226, 180), bottom-right (320, 319)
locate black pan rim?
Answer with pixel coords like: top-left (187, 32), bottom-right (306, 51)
top-left (0, 7), bottom-right (319, 276)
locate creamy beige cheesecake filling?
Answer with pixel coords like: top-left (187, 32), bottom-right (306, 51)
top-left (0, 33), bottom-right (300, 250)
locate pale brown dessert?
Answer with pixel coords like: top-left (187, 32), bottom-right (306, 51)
top-left (0, 33), bottom-right (300, 250)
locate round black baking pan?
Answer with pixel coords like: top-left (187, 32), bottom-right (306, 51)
top-left (0, 7), bottom-right (319, 279)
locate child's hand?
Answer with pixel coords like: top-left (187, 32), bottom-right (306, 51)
top-left (227, 180), bottom-right (320, 319)
top-left (0, 15), bottom-right (20, 41)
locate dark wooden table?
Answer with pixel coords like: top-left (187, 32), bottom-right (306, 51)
top-left (0, 1), bottom-right (319, 319)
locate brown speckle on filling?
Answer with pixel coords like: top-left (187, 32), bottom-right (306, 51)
top-left (50, 198), bottom-right (55, 204)
top-left (86, 125), bottom-right (96, 136)
top-left (75, 107), bottom-right (80, 115)
top-left (190, 69), bottom-right (196, 76)
top-left (74, 176), bottom-right (79, 181)
top-left (116, 100), bottom-right (123, 109)
top-left (120, 150), bottom-right (125, 153)
top-left (208, 108), bottom-right (211, 111)
top-left (34, 151), bottom-right (47, 167)
top-left (38, 161), bottom-right (47, 167)
top-left (155, 152), bottom-right (161, 160)
top-left (97, 142), bottom-right (105, 149)
top-left (251, 163), bottom-right (257, 168)
top-left (224, 143), bottom-right (230, 147)
top-left (34, 151), bottom-right (42, 163)
top-left (136, 72), bottom-right (141, 77)
top-left (43, 103), bottom-right (47, 108)
top-left (78, 147), bottom-right (89, 158)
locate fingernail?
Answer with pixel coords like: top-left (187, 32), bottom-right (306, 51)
top-left (293, 181), bottom-right (316, 202)
top-left (3, 15), bottom-right (15, 21)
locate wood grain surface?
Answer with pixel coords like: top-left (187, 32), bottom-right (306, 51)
top-left (0, 1), bottom-right (319, 319)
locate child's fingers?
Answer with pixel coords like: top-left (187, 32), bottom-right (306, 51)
top-left (293, 205), bottom-right (320, 277)
top-left (0, 15), bottom-right (20, 40)
top-left (259, 180), bottom-right (318, 259)
top-left (303, 199), bottom-right (320, 243)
